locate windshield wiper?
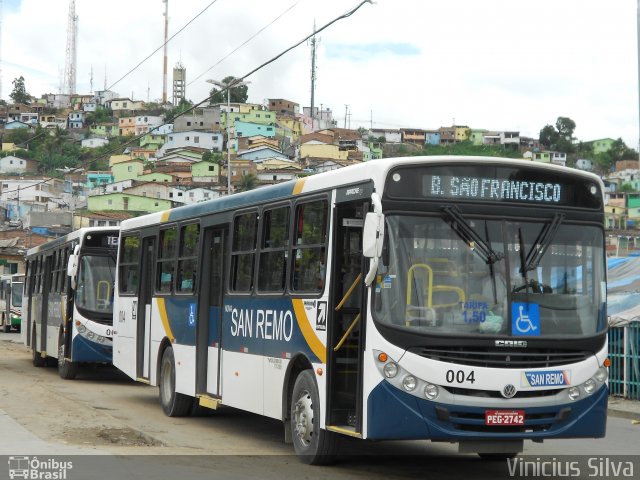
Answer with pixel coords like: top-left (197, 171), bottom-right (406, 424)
top-left (442, 205), bottom-right (503, 265)
top-left (522, 213), bottom-right (564, 273)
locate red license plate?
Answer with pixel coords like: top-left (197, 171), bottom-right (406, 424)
top-left (485, 410), bottom-right (525, 426)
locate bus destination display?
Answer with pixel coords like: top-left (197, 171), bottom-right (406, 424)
top-left (424, 175), bottom-right (562, 204)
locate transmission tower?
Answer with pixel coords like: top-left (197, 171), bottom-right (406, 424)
top-left (63, 0), bottom-right (78, 96)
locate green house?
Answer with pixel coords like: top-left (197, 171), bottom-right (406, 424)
top-left (112, 160), bottom-right (144, 182)
top-left (137, 172), bottom-right (174, 182)
top-left (587, 138), bottom-right (615, 155)
top-left (192, 160), bottom-right (220, 177)
top-left (88, 193), bottom-right (172, 213)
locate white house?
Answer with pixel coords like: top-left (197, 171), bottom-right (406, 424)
top-left (68, 111), bottom-right (86, 129)
top-left (182, 187), bottom-right (222, 204)
top-left (156, 130), bottom-right (224, 157)
top-left (135, 115), bottom-right (164, 135)
top-left (81, 137), bottom-right (109, 149)
top-left (0, 155), bottom-right (36, 174)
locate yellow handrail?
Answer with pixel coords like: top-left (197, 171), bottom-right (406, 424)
top-left (406, 263), bottom-right (433, 309)
top-left (333, 313), bottom-right (361, 352)
top-left (335, 273), bottom-right (362, 312)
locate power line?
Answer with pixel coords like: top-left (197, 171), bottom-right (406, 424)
top-left (106, 0), bottom-right (220, 92)
top-left (188, 0), bottom-right (303, 87)
top-left (1, 0), bottom-right (373, 197)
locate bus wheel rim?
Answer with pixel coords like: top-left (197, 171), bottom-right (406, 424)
top-left (293, 389), bottom-right (313, 446)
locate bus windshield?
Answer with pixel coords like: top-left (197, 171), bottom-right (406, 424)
top-left (372, 214), bottom-right (605, 338)
top-left (75, 254), bottom-right (116, 315)
top-left (11, 283), bottom-right (22, 307)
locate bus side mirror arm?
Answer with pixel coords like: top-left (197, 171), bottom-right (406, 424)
top-left (67, 245), bottom-right (80, 290)
top-left (363, 193), bottom-right (385, 286)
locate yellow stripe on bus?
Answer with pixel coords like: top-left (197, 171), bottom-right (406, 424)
top-left (292, 299), bottom-right (326, 364)
top-left (160, 211), bottom-right (171, 223)
top-left (157, 298), bottom-right (175, 342)
top-left (292, 178), bottom-right (307, 195)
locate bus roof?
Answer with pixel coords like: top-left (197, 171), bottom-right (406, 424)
top-left (119, 156), bottom-right (604, 231)
top-left (25, 227), bottom-right (120, 258)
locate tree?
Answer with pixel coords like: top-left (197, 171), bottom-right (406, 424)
top-left (239, 173), bottom-right (257, 191)
top-left (538, 116), bottom-right (576, 153)
top-left (539, 125), bottom-right (557, 149)
top-left (208, 76), bottom-right (249, 105)
top-left (164, 98), bottom-right (193, 123)
top-left (10, 76), bottom-right (31, 104)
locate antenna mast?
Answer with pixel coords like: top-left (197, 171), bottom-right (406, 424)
top-left (309, 21), bottom-right (320, 129)
top-left (162, 0), bottom-right (169, 104)
top-left (63, 0), bottom-right (78, 96)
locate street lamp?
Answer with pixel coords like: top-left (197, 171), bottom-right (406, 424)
top-left (206, 78), bottom-right (251, 195)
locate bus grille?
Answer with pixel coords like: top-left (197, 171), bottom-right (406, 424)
top-left (408, 347), bottom-right (589, 368)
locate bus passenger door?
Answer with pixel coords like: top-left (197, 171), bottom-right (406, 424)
top-left (196, 227), bottom-right (226, 398)
top-left (38, 255), bottom-right (54, 355)
top-left (136, 237), bottom-right (155, 381)
top-left (327, 201), bottom-right (367, 434)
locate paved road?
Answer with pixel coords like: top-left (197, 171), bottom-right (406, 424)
top-left (0, 332), bottom-right (638, 480)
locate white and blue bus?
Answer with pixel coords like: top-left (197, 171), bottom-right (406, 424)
top-left (113, 156), bottom-right (608, 463)
top-left (24, 227), bottom-right (119, 379)
top-left (0, 273), bottom-right (24, 333)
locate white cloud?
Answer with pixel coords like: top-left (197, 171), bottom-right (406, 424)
top-left (1, 0), bottom-right (637, 148)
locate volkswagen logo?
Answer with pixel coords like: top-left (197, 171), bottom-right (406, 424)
top-left (502, 384), bottom-right (517, 398)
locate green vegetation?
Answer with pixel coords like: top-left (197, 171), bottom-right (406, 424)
top-left (415, 142), bottom-right (522, 158)
top-left (208, 76), bottom-right (249, 105)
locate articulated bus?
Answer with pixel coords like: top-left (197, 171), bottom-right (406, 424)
top-left (112, 156), bottom-right (608, 463)
top-left (24, 227), bottom-right (119, 379)
top-left (0, 274), bottom-right (24, 333)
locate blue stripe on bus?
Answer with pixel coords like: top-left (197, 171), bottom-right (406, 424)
top-left (160, 296), bottom-right (323, 363)
top-left (166, 181), bottom-right (298, 223)
top-left (366, 381), bottom-right (607, 440)
top-left (71, 335), bottom-right (112, 363)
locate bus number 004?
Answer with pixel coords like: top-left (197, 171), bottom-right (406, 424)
top-left (446, 369), bottom-right (475, 384)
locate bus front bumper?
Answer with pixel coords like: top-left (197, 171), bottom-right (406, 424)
top-left (366, 381), bottom-right (607, 441)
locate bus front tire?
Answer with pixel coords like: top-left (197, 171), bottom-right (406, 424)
top-left (290, 370), bottom-right (337, 465)
top-left (159, 347), bottom-right (191, 417)
top-left (58, 332), bottom-right (78, 380)
top-left (32, 328), bottom-right (45, 367)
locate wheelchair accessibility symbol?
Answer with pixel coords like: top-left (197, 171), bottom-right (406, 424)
top-left (511, 302), bottom-right (540, 336)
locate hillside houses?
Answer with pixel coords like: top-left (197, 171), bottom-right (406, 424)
top-left (0, 83), bottom-right (638, 255)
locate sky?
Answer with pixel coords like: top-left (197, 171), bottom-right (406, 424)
top-left (1, 0), bottom-right (638, 148)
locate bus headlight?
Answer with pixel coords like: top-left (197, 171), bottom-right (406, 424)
top-left (77, 324), bottom-right (87, 333)
top-left (86, 331), bottom-right (95, 340)
top-left (594, 367), bottom-right (608, 383)
top-left (568, 386), bottom-right (580, 401)
top-left (583, 379), bottom-right (596, 394)
top-left (402, 375), bottom-right (417, 391)
top-left (424, 383), bottom-right (439, 400)
top-left (383, 362), bottom-right (398, 378)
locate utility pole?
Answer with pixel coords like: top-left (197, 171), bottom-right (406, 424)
top-left (344, 104), bottom-right (349, 129)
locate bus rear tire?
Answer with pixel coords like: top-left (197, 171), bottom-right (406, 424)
top-left (290, 370), bottom-right (337, 465)
top-left (58, 332), bottom-right (78, 380)
top-left (159, 347), bottom-right (191, 417)
top-left (2, 323), bottom-right (9, 333)
top-left (32, 328), bottom-right (45, 367)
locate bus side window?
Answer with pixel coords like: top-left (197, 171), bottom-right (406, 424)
top-left (291, 199), bottom-right (328, 293)
top-left (119, 235), bottom-right (140, 295)
top-left (231, 212), bottom-right (258, 293)
top-left (157, 227), bottom-right (177, 294)
top-left (176, 223), bottom-right (200, 294)
top-left (258, 206), bottom-right (290, 293)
